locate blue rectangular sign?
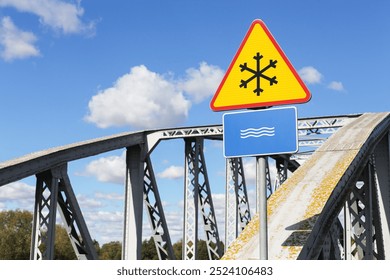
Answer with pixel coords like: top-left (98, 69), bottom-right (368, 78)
top-left (223, 107), bottom-right (298, 158)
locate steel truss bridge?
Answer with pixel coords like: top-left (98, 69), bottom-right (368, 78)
top-left (0, 112), bottom-right (389, 260)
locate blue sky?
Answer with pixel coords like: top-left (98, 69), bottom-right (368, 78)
top-left (0, 0), bottom-right (389, 244)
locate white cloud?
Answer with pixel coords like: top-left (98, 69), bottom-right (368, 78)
top-left (298, 66), bottom-right (346, 93)
top-left (211, 193), bottom-right (225, 221)
top-left (157, 165), bottom-right (184, 180)
top-left (298, 66), bottom-right (323, 84)
top-left (162, 210), bottom-right (183, 241)
top-left (85, 62), bottom-right (224, 130)
top-left (77, 194), bottom-right (103, 209)
top-left (0, 16), bottom-right (40, 61)
top-left (243, 158), bottom-right (277, 187)
top-left (328, 81), bottom-right (344, 91)
top-left (0, 0), bottom-right (94, 35)
top-left (243, 158), bottom-right (256, 186)
top-left (0, 181), bottom-right (35, 210)
top-left (84, 210), bottom-right (123, 243)
top-left (87, 210), bottom-right (123, 223)
top-left (79, 193), bottom-right (183, 244)
top-left (83, 152), bottom-right (126, 184)
top-left (157, 193), bottom-right (226, 243)
top-left (85, 65), bottom-right (191, 129)
top-left (95, 192), bottom-right (123, 200)
top-left (178, 62), bottom-right (224, 103)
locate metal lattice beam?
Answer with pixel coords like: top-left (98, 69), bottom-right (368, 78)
top-left (274, 158), bottom-right (288, 191)
top-left (183, 138), bottom-right (223, 260)
top-left (30, 165), bottom-right (97, 260)
top-left (265, 159), bottom-right (273, 197)
top-left (225, 158), bottom-right (251, 249)
top-left (297, 115), bottom-right (358, 135)
top-left (347, 155), bottom-right (387, 260)
top-left (143, 157), bottom-right (175, 260)
top-left (31, 169), bottom-right (59, 260)
top-left (315, 153), bottom-right (389, 260)
top-left (183, 140), bottom-right (199, 260)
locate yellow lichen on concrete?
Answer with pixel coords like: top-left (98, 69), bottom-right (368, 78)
top-left (223, 150), bottom-right (323, 260)
top-left (288, 246), bottom-right (302, 259)
top-left (267, 157), bottom-right (313, 217)
top-left (221, 213), bottom-right (260, 260)
top-left (304, 150), bottom-right (357, 220)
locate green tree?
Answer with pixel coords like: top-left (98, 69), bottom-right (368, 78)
top-left (0, 210), bottom-right (32, 259)
top-left (173, 239), bottom-right (182, 259)
top-left (93, 239), bottom-right (101, 257)
top-left (99, 241), bottom-right (122, 260)
top-left (54, 225), bottom-right (77, 260)
top-left (141, 237), bottom-right (158, 260)
top-left (172, 239), bottom-right (225, 260)
top-left (198, 239), bottom-right (209, 260)
top-left (0, 210), bottom-right (91, 260)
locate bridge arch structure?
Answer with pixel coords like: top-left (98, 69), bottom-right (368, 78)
top-left (0, 112), bottom-right (389, 260)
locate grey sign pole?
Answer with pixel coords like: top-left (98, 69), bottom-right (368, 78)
top-left (256, 156), bottom-right (268, 260)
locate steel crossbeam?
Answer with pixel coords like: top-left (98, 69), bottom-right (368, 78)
top-left (161, 126), bottom-right (223, 139)
top-left (149, 115), bottom-right (359, 142)
top-left (297, 115), bottom-right (358, 135)
top-left (146, 115), bottom-right (360, 165)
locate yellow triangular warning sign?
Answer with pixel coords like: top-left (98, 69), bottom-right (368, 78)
top-left (210, 19), bottom-right (311, 111)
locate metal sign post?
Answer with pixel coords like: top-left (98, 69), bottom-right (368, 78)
top-left (256, 156), bottom-right (268, 260)
top-left (223, 107), bottom-right (298, 260)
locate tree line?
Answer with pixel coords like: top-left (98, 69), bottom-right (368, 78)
top-left (0, 210), bottom-right (221, 260)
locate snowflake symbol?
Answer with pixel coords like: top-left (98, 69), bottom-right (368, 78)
top-left (239, 52), bottom-right (278, 96)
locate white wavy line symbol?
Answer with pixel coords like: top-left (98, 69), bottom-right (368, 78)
top-left (240, 126), bottom-right (275, 139)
